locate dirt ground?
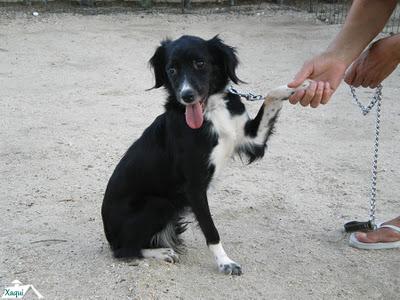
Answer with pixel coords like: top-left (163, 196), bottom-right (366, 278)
top-left (1, 4), bottom-right (399, 300)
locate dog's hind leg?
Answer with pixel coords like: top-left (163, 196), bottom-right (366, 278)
top-left (141, 248), bottom-right (179, 263)
top-left (110, 196), bottom-right (182, 262)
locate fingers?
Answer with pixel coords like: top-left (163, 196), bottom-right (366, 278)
top-left (361, 78), bottom-right (372, 88)
top-left (289, 90), bottom-right (305, 105)
top-left (290, 81), bottom-right (333, 108)
top-left (352, 71), bottom-right (364, 87)
top-left (287, 62), bottom-right (313, 88)
top-left (347, 60), bottom-right (369, 88)
top-left (370, 81), bottom-right (379, 89)
top-left (299, 80), bottom-right (317, 107)
top-left (363, 78), bottom-right (382, 89)
top-left (310, 81), bottom-right (324, 108)
top-left (321, 82), bottom-right (331, 105)
top-left (345, 63), bottom-right (379, 88)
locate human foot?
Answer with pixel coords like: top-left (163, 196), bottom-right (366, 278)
top-left (349, 217), bottom-right (400, 249)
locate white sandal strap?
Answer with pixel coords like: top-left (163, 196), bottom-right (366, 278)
top-left (379, 224), bottom-right (400, 233)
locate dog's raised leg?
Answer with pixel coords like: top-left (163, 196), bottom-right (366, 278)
top-left (243, 80), bottom-right (311, 147)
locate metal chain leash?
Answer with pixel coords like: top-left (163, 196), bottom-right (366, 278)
top-left (227, 86), bottom-right (264, 101)
top-left (349, 84), bottom-right (383, 229)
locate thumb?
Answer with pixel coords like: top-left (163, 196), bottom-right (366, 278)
top-left (288, 63), bottom-right (313, 88)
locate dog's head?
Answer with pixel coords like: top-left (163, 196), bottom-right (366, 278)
top-left (149, 35), bottom-right (241, 129)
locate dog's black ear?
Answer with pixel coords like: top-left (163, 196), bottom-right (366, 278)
top-left (149, 40), bottom-right (170, 89)
top-left (207, 35), bottom-right (243, 84)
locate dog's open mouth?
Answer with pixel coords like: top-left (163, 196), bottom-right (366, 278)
top-left (185, 98), bottom-right (206, 129)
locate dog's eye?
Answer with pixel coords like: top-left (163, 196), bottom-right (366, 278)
top-left (194, 61), bottom-right (205, 70)
top-left (168, 67), bottom-right (177, 75)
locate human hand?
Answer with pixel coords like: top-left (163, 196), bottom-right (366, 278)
top-left (288, 53), bottom-right (348, 108)
top-left (344, 36), bottom-right (400, 88)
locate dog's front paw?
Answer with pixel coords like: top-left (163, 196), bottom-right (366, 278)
top-left (294, 79), bottom-right (312, 91)
top-left (265, 85), bottom-right (294, 101)
top-left (218, 261), bottom-right (242, 276)
top-left (265, 80), bottom-right (313, 102)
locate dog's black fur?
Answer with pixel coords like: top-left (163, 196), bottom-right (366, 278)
top-left (101, 35), bottom-right (287, 274)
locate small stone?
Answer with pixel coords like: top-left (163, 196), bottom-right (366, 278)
top-left (128, 261), bottom-right (139, 266)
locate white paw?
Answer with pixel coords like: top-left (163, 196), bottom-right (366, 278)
top-left (209, 242), bottom-right (242, 275)
top-left (266, 85), bottom-right (294, 101)
top-left (294, 79), bottom-right (312, 91)
top-left (218, 260), bottom-right (242, 276)
top-left (266, 79), bottom-right (313, 101)
top-left (215, 254), bottom-right (242, 275)
top-left (141, 248), bottom-right (179, 263)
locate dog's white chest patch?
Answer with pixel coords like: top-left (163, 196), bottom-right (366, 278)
top-left (205, 94), bottom-right (238, 178)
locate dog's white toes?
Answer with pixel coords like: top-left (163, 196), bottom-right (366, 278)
top-left (266, 80), bottom-right (314, 102)
top-left (218, 262), bottom-right (242, 276)
top-left (266, 85), bottom-right (294, 101)
top-left (296, 79), bottom-right (312, 90)
top-left (141, 248), bottom-right (179, 263)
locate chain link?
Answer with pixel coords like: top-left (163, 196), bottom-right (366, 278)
top-left (227, 86), bottom-right (264, 101)
top-left (350, 84), bottom-right (383, 229)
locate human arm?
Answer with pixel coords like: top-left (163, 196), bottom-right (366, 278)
top-left (288, 0), bottom-right (397, 108)
top-left (344, 34), bottom-right (400, 88)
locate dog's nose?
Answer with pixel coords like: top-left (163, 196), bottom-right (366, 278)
top-left (181, 90), bottom-right (195, 103)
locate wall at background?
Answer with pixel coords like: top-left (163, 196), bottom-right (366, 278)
top-left (1, 0), bottom-right (228, 3)
top-left (303, 0), bottom-right (400, 34)
top-left (1, 0), bottom-right (399, 34)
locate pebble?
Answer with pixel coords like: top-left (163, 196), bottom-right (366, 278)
top-left (33, 12), bottom-right (39, 17)
top-left (128, 261), bottom-right (139, 266)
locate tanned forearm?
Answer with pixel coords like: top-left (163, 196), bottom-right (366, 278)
top-left (326, 0), bottom-right (397, 65)
top-left (388, 33), bottom-right (400, 63)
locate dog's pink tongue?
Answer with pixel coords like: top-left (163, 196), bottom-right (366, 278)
top-left (185, 102), bottom-right (204, 129)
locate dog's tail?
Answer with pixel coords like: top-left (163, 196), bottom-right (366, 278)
top-left (148, 216), bottom-right (189, 254)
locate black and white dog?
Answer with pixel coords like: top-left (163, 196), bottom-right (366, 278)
top-left (101, 35), bottom-right (309, 275)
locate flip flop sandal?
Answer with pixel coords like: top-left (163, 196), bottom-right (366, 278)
top-left (349, 224), bottom-right (400, 250)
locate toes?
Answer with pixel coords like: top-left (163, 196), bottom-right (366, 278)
top-left (142, 248), bottom-right (179, 263)
top-left (220, 262), bottom-right (242, 276)
top-left (266, 85), bottom-right (296, 101)
top-left (169, 253), bottom-right (179, 263)
top-left (163, 256), bottom-right (175, 263)
top-left (162, 249), bottom-right (179, 263)
top-left (355, 228), bottom-right (400, 243)
top-left (267, 80), bottom-right (312, 102)
top-left (230, 264), bottom-right (242, 276)
top-left (297, 79), bottom-right (312, 90)
top-left (355, 232), bottom-right (372, 243)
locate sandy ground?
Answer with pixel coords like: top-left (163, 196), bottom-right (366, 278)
top-left (1, 4), bottom-right (400, 300)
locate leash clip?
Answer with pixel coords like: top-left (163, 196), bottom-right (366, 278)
top-left (344, 220), bottom-right (376, 233)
